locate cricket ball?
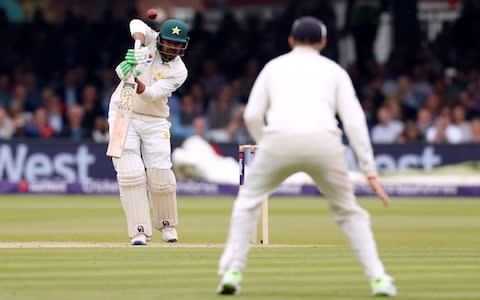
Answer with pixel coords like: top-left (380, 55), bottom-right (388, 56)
top-left (146, 8), bottom-right (158, 20)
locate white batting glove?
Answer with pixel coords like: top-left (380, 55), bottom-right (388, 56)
top-left (125, 47), bottom-right (149, 65)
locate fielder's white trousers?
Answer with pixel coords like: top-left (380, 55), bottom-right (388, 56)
top-left (219, 132), bottom-right (388, 280)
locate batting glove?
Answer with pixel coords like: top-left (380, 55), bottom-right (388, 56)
top-left (115, 61), bottom-right (142, 81)
top-left (115, 60), bottom-right (133, 81)
top-left (125, 47), bottom-right (149, 65)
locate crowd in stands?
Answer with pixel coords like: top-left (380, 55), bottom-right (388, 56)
top-left (0, 0), bottom-right (480, 145)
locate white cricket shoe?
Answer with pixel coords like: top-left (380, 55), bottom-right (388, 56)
top-left (371, 276), bottom-right (397, 297)
top-left (131, 234), bottom-right (147, 246)
top-left (217, 268), bottom-right (242, 295)
top-left (162, 227), bottom-right (178, 243)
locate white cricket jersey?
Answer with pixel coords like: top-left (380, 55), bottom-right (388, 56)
top-left (109, 19), bottom-right (188, 119)
top-left (244, 46), bottom-right (377, 175)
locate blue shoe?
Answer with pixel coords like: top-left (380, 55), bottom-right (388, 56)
top-left (217, 268), bottom-right (242, 295)
top-left (371, 276), bottom-right (397, 297)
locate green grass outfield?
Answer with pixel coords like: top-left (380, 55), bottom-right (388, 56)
top-left (0, 195), bottom-right (479, 300)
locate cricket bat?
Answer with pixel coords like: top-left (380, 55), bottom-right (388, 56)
top-left (106, 77), bottom-right (137, 158)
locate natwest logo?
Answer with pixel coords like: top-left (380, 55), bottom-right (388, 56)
top-left (347, 146), bottom-right (442, 173)
top-left (0, 144), bottom-right (95, 182)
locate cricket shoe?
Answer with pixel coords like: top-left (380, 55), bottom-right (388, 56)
top-left (131, 234), bottom-right (147, 246)
top-left (161, 227), bottom-right (178, 243)
top-left (371, 276), bottom-right (397, 297)
top-left (217, 268), bottom-right (242, 295)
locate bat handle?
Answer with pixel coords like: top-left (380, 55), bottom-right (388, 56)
top-left (134, 40), bottom-right (142, 50)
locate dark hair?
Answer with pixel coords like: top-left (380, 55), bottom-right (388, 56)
top-left (290, 16), bottom-right (327, 43)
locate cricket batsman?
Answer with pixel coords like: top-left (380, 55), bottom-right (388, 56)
top-left (108, 18), bottom-right (189, 245)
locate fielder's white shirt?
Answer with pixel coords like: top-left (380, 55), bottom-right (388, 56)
top-left (244, 46), bottom-right (377, 176)
top-left (109, 19), bottom-right (188, 119)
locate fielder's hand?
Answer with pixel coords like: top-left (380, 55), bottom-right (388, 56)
top-left (367, 176), bottom-right (390, 207)
top-left (125, 47), bottom-right (149, 65)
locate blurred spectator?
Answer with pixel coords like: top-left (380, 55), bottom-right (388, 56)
top-left (423, 93), bottom-right (443, 119)
top-left (9, 84), bottom-right (28, 115)
top-left (0, 107), bottom-right (14, 139)
top-left (432, 76), bottom-right (455, 107)
top-left (470, 118), bottom-right (480, 143)
top-left (200, 59), bottom-right (227, 98)
top-left (45, 94), bottom-right (64, 134)
top-left (92, 116), bottom-right (109, 143)
top-left (371, 106), bottom-right (404, 144)
top-left (411, 64), bottom-right (433, 105)
top-left (384, 95), bottom-right (404, 122)
top-left (80, 84), bottom-right (103, 135)
top-left (467, 74), bottom-right (480, 114)
top-left (396, 120), bottom-right (422, 143)
top-left (171, 94), bottom-right (202, 139)
top-left (206, 83), bottom-right (240, 142)
top-left (395, 75), bottom-right (420, 119)
top-left (23, 72), bottom-right (42, 112)
top-left (226, 106), bottom-right (252, 144)
top-left (450, 104), bottom-right (472, 143)
top-left (416, 107), bottom-right (433, 138)
top-left (192, 116), bottom-right (208, 138)
top-left (189, 82), bottom-right (208, 113)
top-left (61, 105), bottom-right (87, 141)
top-left (58, 68), bottom-right (82, 109)
top-left (98, 67), bottom-right (116, 115)
top-left (444, 67), bottom-right (465, 98)
top-left (23, 107), bottom-right (55, 138)
top-left (425, 114), bottom-right (462, 144)
top-left (458, 89), bottom-right (476, 119)
top-left (361, 96), bottom-right (376, 128)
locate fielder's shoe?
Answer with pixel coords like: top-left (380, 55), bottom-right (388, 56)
top-left (162, 227), bottom-right (178, 243)
top-left (217, 268), bottom-right (242, 295)
top-left (131, 234), bottom-right (147, 246)
top-left (371, 276), bottom-right (397, 297)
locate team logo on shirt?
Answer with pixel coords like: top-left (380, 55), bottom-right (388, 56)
top-left (145, 53), bottom-right (153, 64)
top-left (154, 70), bottom-right (164, 81)
top-left (162, 131), bottom-right (170, 139)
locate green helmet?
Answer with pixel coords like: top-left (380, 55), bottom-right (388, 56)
top-left (157, 19), bottom-right (189, 61)
top-left (159, 19), bottom-right (189, 43)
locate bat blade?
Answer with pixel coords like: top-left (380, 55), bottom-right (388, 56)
top-left (106, 81), bottom-right (137, 158)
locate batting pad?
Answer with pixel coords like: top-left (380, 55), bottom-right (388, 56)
top-left (117, 154), bottom-right (152, 238)
top-left (147, 168), bottom-right (178, 230)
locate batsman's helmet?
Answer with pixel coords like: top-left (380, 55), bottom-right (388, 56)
top-left (290, 16), bottom-right (327, 44)
top-left (157, 19), bottom-right (189, 61)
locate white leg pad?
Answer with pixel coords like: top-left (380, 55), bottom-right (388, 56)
top-left (117, 154), bottom-right (152, 238)
top-left (147, 168), bottom-right (178, 230)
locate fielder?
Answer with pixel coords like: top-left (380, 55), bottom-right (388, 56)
top-left (217, 16), bottom-right (397, 296)
top-left (108, 18), bottom-right (189, 245)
